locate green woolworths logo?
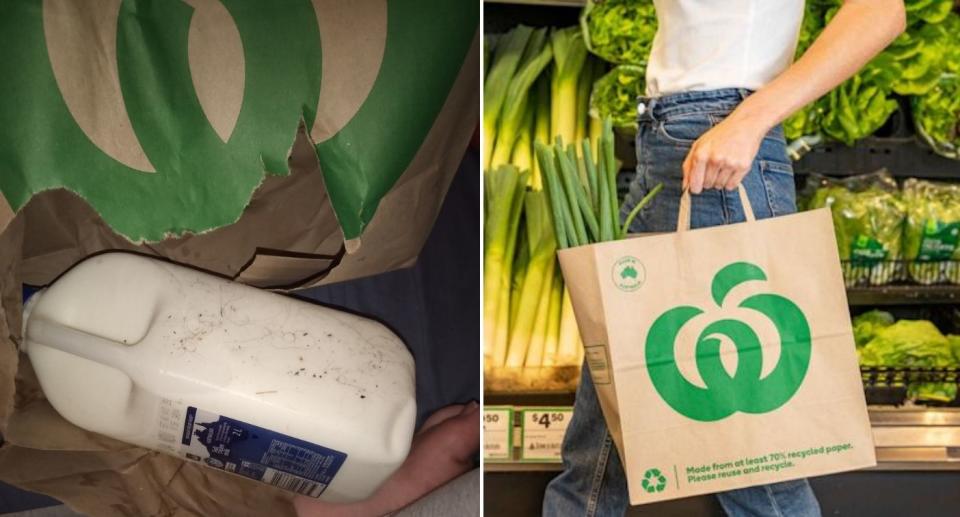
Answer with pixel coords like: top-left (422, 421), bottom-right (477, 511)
top-left (646, 262), bottom-right (812, 422)
top-left (0, 1), bottom-right (477, 241)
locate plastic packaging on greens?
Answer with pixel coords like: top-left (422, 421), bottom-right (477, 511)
top-left (859, 320), bottom-right (957, 403)
top-left (589, 65), bottom-right (646, 129)
top-left (913, 73), bottom-right (960, 160)
top-left (902, 179), bottom-right (960, 284)
top-left (581, 0), bottom-right (657, 66)
top-left (806, 172), bottom-right (906, 286)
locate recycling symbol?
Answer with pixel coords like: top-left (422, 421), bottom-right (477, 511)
top-left (641, 468), bottom-right (667, 493)
top-left (646, 262), bottom-right (812, 422)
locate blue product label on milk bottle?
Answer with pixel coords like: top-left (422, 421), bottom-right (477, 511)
top-left (179, 406), bottom-right (347, 498)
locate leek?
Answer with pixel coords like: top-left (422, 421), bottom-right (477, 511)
top-left (574, 56), bottom-right (597, 145)
top-left (491, 28), bottom-right (553, 169)
top-left (506, 192), bottom-right (557, 367)
top-left (484, 165), bottom-right (527, 364)
top-left (541, 270), bottom-right (563, 366)
top-left (550, 27), bottom-right (588, 144)
top-left (511, 101), bottom-right (536, 175)
top-left (509, 227), bottom-right (530, 331)
top-left (484, 26), bottom-right (534, 170)
top-left (531, 76), bottom-right (551, 190)
top-left (523, 258), bottom-right (556, 368)
top-left (588, 113), bottom-right (603, 158)
top-left (556, 289), bottom-right (580, 364)
top-left (484, 34), bottom-right (497, 77)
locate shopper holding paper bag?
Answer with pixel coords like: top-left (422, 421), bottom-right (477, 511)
top-left (543, 0), bottom-right (906, 515)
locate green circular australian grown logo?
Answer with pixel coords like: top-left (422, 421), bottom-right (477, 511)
top-left (613, 256), bottom-right (646, 292)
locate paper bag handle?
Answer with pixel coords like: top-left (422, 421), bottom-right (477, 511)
top-left (676, 184), bottom-right (756, 232)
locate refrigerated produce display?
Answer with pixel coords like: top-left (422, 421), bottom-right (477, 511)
top-left (484, 1), bottom-right (960, 515)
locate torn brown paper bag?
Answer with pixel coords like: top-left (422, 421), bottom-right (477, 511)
top-left (0, 1), bottom-right (479, 514)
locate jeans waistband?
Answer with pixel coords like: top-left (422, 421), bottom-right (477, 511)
top-left (637, 88), bottom-right (753, 122)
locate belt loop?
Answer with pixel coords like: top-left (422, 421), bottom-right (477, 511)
top-left (637, 96), bottom-right (656, 122)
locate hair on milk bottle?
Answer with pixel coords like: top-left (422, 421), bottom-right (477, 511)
top-left (20, 252), bottom-right (416, 502)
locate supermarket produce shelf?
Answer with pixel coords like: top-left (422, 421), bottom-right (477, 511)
top-left (486, 408), bottom-right (960, 472)
top-left (485, 390), bottom-right (575, 407)
top-left (846, 284), bottom-right (960, 305)
top-left (485, 0), bottom-right (584, 6)
top-left (793, 136), bottom-right (960, 180)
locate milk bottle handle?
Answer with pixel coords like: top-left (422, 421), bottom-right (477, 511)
top-left (26, 318), bottom-right (137, 377)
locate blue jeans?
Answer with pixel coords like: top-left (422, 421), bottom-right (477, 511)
top-left (542, 89), bottom-right (822, 517)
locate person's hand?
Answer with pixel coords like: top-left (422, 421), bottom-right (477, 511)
top-left (682, 114), bottom-right (767, 194)
top-left (293, 402), bottom-right (480, 517)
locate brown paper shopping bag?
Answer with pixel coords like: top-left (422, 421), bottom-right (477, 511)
top-left (557, 187), bottom-right (876, 505)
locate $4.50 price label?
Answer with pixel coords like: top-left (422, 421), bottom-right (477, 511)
top-left (520, 407), bottom-right (572, 462)
top-left (483, 407), bottom-right (513, 462)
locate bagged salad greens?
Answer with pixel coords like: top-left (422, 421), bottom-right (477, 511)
top-left (806, 171), bottom-right (906, 286)
top-left (902, 179), bottom-right (960, 284)
top-left (581, 0), bottom-right (657, 67)
top-left (913, 73), bottom-right (960, 160)
top-left (589, 65), bottom-right (646, 129)
top-left (859, 319), bottom-right (957, 403)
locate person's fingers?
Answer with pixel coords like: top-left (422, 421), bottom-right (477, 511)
top-left (419, 404), bottom-right (469, 434)
top-left (725, 165), bottom-right (751, 191)
top-left (686, 146), bottom-right (707, 194)
top-left (714, 166), bottom-right (735, 191)
top-left (701, 158), bottom-right (721, 190)
top-left (417, 403), bottom-right (480, 464)
top-left (293, 402), bottom-right (481, 517)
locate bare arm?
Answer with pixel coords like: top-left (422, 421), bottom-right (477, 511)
top-left (684, 0), bottom-right (907, 194)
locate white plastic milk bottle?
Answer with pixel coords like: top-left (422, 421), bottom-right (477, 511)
top-left (21, 252), bottom-right (416, 502)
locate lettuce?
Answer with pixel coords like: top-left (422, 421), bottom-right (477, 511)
top-left (859, 320), bottom-right (957, 403)
top-left (784, 1), bottom-right (830, 140)
top-left (905, 0), bottom-right (955, 26)
top-left (820, 53), bottom-right (900, 146)
top-left (853, 310), bottom-right (895, 348)
top-left (949, 335), bottom-right (960, 363)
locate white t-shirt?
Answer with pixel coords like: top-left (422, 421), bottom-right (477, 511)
top-left (646, 0), bottom-right (805, 96)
